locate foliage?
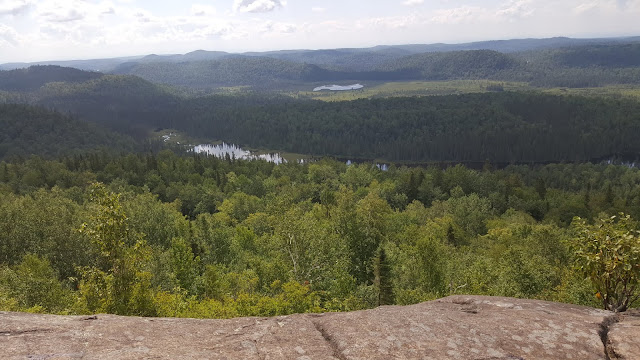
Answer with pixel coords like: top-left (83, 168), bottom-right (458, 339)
top-left (0, 65), bottom-right (102, 92)
top-left (77, 183), bottom-right (156, 315)
top-left (174, 92), bottom-right (640, 163)
top-left (570, 214), bottom-right (640, 311)
top-left (109, 42), bottom-right (640, 89)
top-left (0, 255), bottom-right (72, 313)
top-left (0, 104), bottom-right (135, 160)
top-left (0, 152), bottom-right (639, 316)
top-left (374, 246), bottom-right (394, 306)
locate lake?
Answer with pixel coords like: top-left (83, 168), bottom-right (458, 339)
top-left (313, 84), bottom-right (364, 91)
top-left (191, 143), bottom-right (389, 170)
top-left (193, 143), bottom-right (286, 164)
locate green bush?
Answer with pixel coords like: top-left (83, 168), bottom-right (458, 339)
top-left (570, 214), bottom-right (640, 312)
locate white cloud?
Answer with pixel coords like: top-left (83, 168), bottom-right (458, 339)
top-left (2, 0), bottom-right (640, 63)
top-left (191, 4), bottom-right (216, 16)
top-left (233, 0), bottom-right (286, 13)
top-left (191, 23), bottom-right (234, 39)
top-left (428, 0), bottom-right (537, 25)
top-left (572, 0), bottom-right (640, 14)
top-left (0, 0), bottom-right (32, 16)
top-left (617, 0), bottom-right (629, 9)
top-left (497, 0), bottom-right (534, 20)
top-left (37, 1), bottom-right (89, 23)
top-left (101, 7), bottom-right (115, 15)
top-left (430, 6), bottom-right (484, 24)
top-left (132, 9), bottom-right (154, 23)
top-left (574, 1), bottom-right (599, 13)
top-left (45, 9), bottom-right (85, 22)
top-left (0, 23), bottom-right (20, 45)
top-left (34, 0), bottom-right (121, 25)
top-left (360, 15), bottom-right (420, 29)
top-left (260, 20), bottom-right (297, 34)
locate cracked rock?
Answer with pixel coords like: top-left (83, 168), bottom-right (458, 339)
top-left (1, 296), bottom-right (635, 359)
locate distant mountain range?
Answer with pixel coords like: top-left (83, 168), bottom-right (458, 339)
top-left (1, 36), bottom-right (640, 93)
top-left (112, 40), bottom-right (640, 89)
top-left (2, 36), bottom-right (640, 163)
top-left (3, 36), bottom-right (639, 72)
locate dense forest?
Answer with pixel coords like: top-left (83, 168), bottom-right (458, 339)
top-left (0, 66), bottom-right (103, 92)
top-left (2, 38), bottom-right (640, 317)
top-left (0, 104), bottom-right (136, 159)
top-left (3, 78), bottom-right (640, 164)
top-left (175, 92), bottom-right (640, 163)
top-left (112, 57), bottom-right (313, 89)
top-left (107, 43), bottom-right (640, 89)
top-left (4, 36), bottom-right (637, 72)
top-left (3, 151), bottom-right (639, 316)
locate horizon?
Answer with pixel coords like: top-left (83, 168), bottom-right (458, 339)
top-left (2, 34), bottom-right (640, 65)
top-left (1, 0), bottom-right (640, 63)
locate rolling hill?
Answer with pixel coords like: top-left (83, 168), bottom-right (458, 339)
top-left (0, 103), bottom-right (135, 160)
top-left (0, 65), bottom-right (103, 92)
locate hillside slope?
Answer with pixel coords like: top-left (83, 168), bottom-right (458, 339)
top-left (111, 56), bottom-right (311, 88)
top-left (0, 104), bottom-right (135, 160)
top-left (33, 75), bottom-right (181, 138)
top-left (110, 43), bottom-right (640, 88)
top-left (0, 65), bottom-right (103, 92)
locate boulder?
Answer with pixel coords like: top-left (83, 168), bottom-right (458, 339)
top-left (0, 295), bottom-right (629, 359)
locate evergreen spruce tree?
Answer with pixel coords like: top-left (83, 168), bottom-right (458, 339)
top-left (374, 247), bottom-right (394, 306)
top-left (535, 178), bottom-right (547, 200)
top-left (446, 224), bottom-right (458, 247)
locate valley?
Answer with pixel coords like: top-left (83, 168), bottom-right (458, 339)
top-left (1, 36), bottom-right (640, 323)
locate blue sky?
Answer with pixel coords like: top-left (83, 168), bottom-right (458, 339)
top-left (0, 0), bottom-right (639, 62)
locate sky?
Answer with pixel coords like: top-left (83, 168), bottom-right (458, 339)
top-left (0, 0), bottom-right (639, 63)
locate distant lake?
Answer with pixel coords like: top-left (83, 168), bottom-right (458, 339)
top-left (313, 84), bottom-right (364, 91)
top-left (193, 143), bottom-right (636, 171)
top-left (346, 159), bottom-right (388, 171)
top-left (193, 143), bottom-right (286, 164)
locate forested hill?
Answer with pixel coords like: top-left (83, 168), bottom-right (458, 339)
top-left (174, 92), bottom-right (640, 163)
top-left (33, 75), bottom-right (181, 138)
top-left (520, 43), bottom-right (640, 68)
top-left (376, 50), bottom-right (523, 81)
top-left (0, 65), bottom-right (103, 92)
top-left (0, 104), bottom-right (135, 160)
top-left (0, 72), bottom-right (183, 139)
top-left (109, 43), bottom-right (640, 88)
top-left (4, 39), bottom-right (639, 89)
top-left (4, 67), bottom-right (640, 164)
top-left (111, 57), bottom-right (313, 88)
top-left (3, 36), bottom-right (638, 72)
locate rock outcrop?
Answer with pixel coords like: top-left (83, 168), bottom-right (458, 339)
top-left (0, 295), bottom-right (635, 359)
top-left (606, 309), bottom-right (640, 359)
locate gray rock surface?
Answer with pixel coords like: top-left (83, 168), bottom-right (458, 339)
top-left (607, 309), bottom-right (640, 359)
top-left (0, 295), bottom-right (630, 360)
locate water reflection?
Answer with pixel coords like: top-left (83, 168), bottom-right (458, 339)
top-left (192, 143), bottom-right (389, 170)
top-left (313, 84), bottom-right (364, 91)
top-left (193, 143), bottom-right (286, 164)
top-left (346, 160), bottom-right (388, 171)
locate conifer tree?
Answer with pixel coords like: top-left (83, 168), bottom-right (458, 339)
top-left (374, 247), bottom-right (394, 306)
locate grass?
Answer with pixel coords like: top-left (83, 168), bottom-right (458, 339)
top-left (542, 85), bottom-right (640, 100)
top-left (283, 80), bottom-right (640, 102)
top-left (288, 80), bottom-right (532, 101)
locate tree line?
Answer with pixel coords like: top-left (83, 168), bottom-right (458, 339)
top-left (2, 151), bottom-right (639, 316)
top-left (8, 84), bottom-right (640, 164)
